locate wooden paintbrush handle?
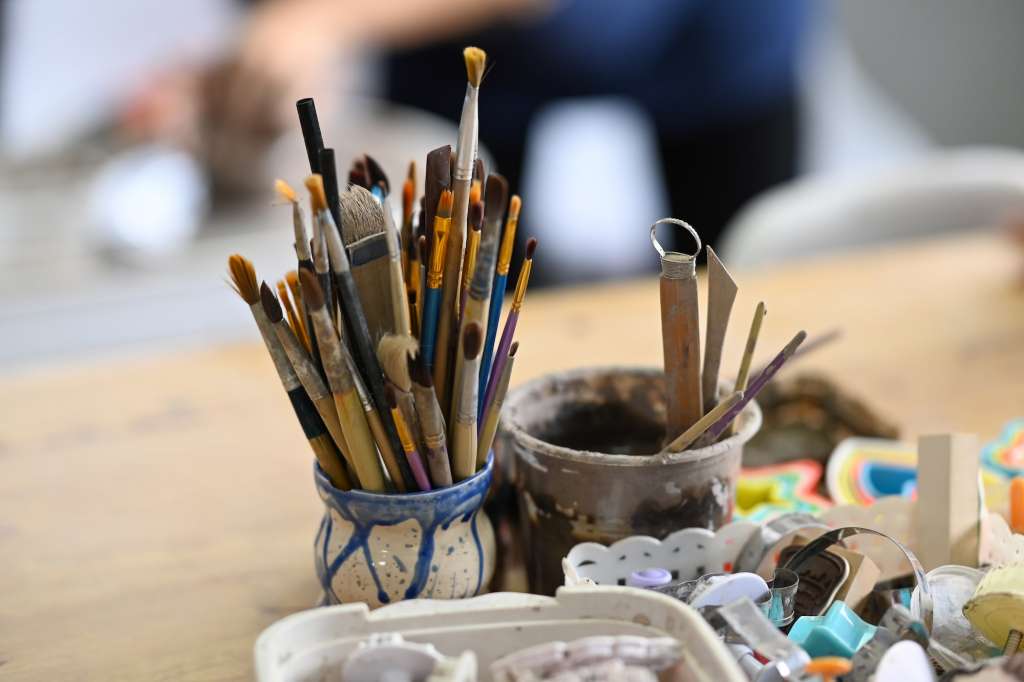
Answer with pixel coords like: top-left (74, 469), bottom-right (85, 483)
top-left (313, 395), bottom-right (359, 486)
top-left (661, 274), bottom-right (703, 440)
top-left (363, 404), bottom-right (408, 493)
top-left (451, 418), bottom-right (478, 482)
top-left (334, 391), bottom-right (387, 493)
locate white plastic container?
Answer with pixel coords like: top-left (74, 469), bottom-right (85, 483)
top-left (254, 587), bottom-right (745, 682)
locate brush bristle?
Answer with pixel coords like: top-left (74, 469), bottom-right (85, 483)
top-left (473, 158), bottom-right (485, 185)
top-left (227, 254), bottom-right (260, 304)
top-left (384, 383), bottom-right (398, 410)
top-left (339, 185), bottom-right (385, 244)
top-left (508, 195), bottom-right (522, 219)
top-left (469, 202), bottom-right (484, 230)
top-left (437, 190), bottom-right (454, 218)
top-left (464, 46), bottom-right (486, 87)
top-left (297, 268), bottom-right (325, 310)
top-left (377, 333), bottom-right (418, 392)
top-left (470, 180), bottom-right (482, 206)
top-left (510, 341), bottom-right (520, 358)
top-left (525, 237), bottom-right (538, 259)
top-left (417, 234), bottom-right (428, 261)
top-left (462, 322), bottom-right (483, 360)
top-left (275, 179), bottom-right (297, 204)
top-left (402, 179), bottom-right (414, 217)
top-left (284, 270), bottom-right (301, 293)
top-left (364, 154), bottom-right (389, 194)
top-left (484, 174), bottom-right (509, 221)
top-left (260, 282), bottom-right (283, 323)
top-left (408, 351), bottom-right (433, 388)
top-left (305, 175), bottom-right (327, 212)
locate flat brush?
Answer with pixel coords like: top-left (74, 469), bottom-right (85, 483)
top-left (227, 256), bottom-right (350, 490)
top-left (481, 238), bottom-right (535, 420)
top-left (276, 180), bottom-right (322, 372)
top-left (452, 174), bottom-right (506, 427)
top-left (260, 281), bottom-right (359, 487)
top-left (295, 98), bottom-right (324, 173)
top-left (309, 176), bottom-right (415, 488)
top-left (694, 330), bottom-right (807, 448)
top-left (421, 190), bottom-right (453, 374)
top-left (459, 201), bottom-right (483, 316)
top-left (653, 218), bottom-right (703, 443)
top-left (729, 302), bottom-right (766, 437)
top-left (298, 269), bottom-right (388, 493)
top-left (407, 351), bottom-right (452, 487)
top-left (661, 390), bottom-right (743, 454)
top-left (477, 341), bottom-right (517, 468)
top-left (385, 385), bottom-right (431, 491)
top-left (340, 185), bottom-right (395, 341)
top-left (480, 194), bottom-right (520, 410)
top-left (435, 47), bottom-right (487, 417)
top-left (702, 246), bottom-right (738, 414)
top-left (451, 322), bottom-right (483, 481)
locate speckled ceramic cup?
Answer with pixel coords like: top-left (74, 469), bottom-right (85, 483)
top-left (314, 455), bottom-right (495, 608)
top-left (498, 367), bottom-right (761, 595)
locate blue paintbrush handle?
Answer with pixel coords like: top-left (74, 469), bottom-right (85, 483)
top-left (479, 272), bottom-right (508, 419)
top-left (421, 286), bottom-right (442, 372)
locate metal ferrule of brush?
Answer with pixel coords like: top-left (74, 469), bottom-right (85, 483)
top-left (427, 219), bottom-right (450, 287)
top-left (454, 85), bottom-right (479, 182)
top-left (512, 260), bottom-right (533, 311)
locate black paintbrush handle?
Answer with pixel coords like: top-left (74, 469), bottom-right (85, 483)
top-left (296, 98), bottom-right (324, 174)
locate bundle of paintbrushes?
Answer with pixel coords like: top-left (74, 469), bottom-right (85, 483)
top-left (650, 218), bottom-right (807, 454)
top-left (228, 47), bottom-right (536, 493)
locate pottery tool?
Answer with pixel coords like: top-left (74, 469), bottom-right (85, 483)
top-left (408, 350), bottom-right (453, 487)
top-left (385, 385), bottom-right (431, 491)
top-left (452, 175), bottom-right (506, 425)
top-left (295, 98), bottom-right (324, 173)
top-left (309, 176), bottom-right (412, 486)
top-left (693, 330), bottom-right (807, 447)
top-left (478, 341), bottom-right (518, 467)
top-left (423, 145), bottom-right (451, 246)
top-left (340, 185), bottom-right (394, 341)
top-left (451, 322), bottom-right (483, 481)
top-left (481, 195), bottom-right (520, 406)
top-left (459, 201), bottom-right (483, 316)
top-left (277, 278), bottom-right (310, 353)
top-left (729, 302), bottom-right (766, 436)
top-left (916, 433), bottom-right (980, 570)
top-left (702, 246), bottom-right (738, 413)
top-left (260, 281), bottom-right (358, 486)
top-left (651, 218), bottom-right (703, 441)
top-left (481, 237), bottom-right (535, 419)
top-left (435, 47), bottom-right (486, 414)
top-left (299, 269), bottom-right (388, 493)
top-left (421, 190), bottom-right (453, 374)
top-left (963, 563), bottom-right (1024, 655)
top-left (661, 390), bottom-right (743, 453)
top-left (227, 256), bottom-right (351, 490)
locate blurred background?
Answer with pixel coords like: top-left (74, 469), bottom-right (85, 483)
top-left (3, 0), bottom-right (1024, 371)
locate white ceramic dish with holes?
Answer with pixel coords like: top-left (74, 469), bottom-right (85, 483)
top-left (563, 521), bottom-right (760, 586)
top-left (254, 587), bottom-right (745, 682)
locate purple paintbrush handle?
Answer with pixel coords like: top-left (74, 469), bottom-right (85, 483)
top-left (406, 448), bottom-right (432, 492)
top-left (481, 309), bottom-right (519, 420)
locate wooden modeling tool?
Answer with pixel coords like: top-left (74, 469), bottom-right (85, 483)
top-left (702, 245), bottom-right (738, 414)
top-left (227, 256), bottom-right (350, 489)
top-left (299, 270), bottom-right (388, 493)
top-left (652, 218), bottom-right (703, 442)
top-left (435, 47), bottom-right (486, 416)
top-left (481, 195), bottom-right (520, 407)
top-left (478, 341), bottom-right (518, 467)
top-left (661, 391), bottom-right (743, 453)
top-left (340, 186), bottom-right (394, 342)
top-left (451, 323), bottom-right (483, 481)
top-left (916, 433), bottom-right (980, 570)
top-left (408, 351), bottom-right (453, 487)
top-left (730, 302), bottom-right (766, 436)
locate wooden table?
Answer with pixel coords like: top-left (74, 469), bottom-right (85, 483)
top-left (3, 231), bottom-right (1022, 680)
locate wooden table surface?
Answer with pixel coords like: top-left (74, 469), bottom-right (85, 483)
top-left (3, 231), bottom-right (1023, 680)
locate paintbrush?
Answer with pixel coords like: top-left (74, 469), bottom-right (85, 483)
top-left (702, 246), bottom-right (738, 414)
top-left (421, 190), bottom-right (453, 373)
top-left (308, 175), bottom-right (415, 489)
top-left (340, 185), bottom-right (395, 341)
top-left (364, 154), bottom-right (389, 199)
top-left (415, 234), bottom-right (428, 332)
top-left (661, 390), bottom-right (744, 453)
top-left (276, 180), bottom-right (323, 372)
top-left (295, 98), bottom-right (324, 173)
top-left (435, 47), bottom-right (486, 415)
top-left (227, 256), bottom-right (351, 490)
top-left (459, 201), bottom-right (483, 316)
top-left (277, 278), bottom-right (310, 353)
top-left (653, 218), bottom-right (703, 442)
top-left (452, 175), bottom-right (506, 425)
top-left (477, 341), bottom-right (518, 467)
top-left (407, 351), bottom-right (453, 487)
top-left (385, 385), bottom-right (431, 491)
top-left (480, 195), bottom-right (520, 409)
top-left (348, 348), bottom-right (411, 492)
top-left (377, 333), bottom-right (427, 469)
top-left (382, 193), bottom-right (411, 336)
top-left (298, 269), bottom-right (388, 492)
top-left (401, 162), bottom-right (417, 303)
top-left (693, 330), bottom-right (807, 447)
top-left (319, 148), bottom-right (343, 236)
top-left (481, 237), bottom-right (535, 419)
top-left (451, 322), bottom-right (483, 481)
top-left (260, 281), bottom-right (360, 486)
top-left (423, 145), bottom-right (451, 247)
top-left (310, 185), bottom-right (336, 337)
top-left (729, 302), bottom-right (766, 437)
top-left (283, 270), bottom-right (307, 339)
